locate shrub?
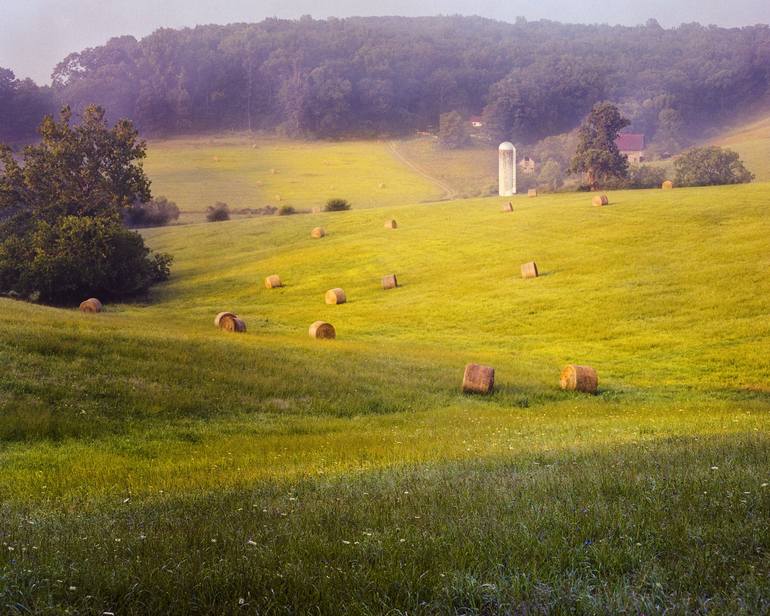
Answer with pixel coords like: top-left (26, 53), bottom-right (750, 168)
top-left (206, 202), bottom-right (230, 222)
top-left (604, 164), bottom-right (666, 190)
top-left (674, 146), bottom-right (754, 187)
top-left (0, 215), bottom-right (172, 304)
top-left (125, 196), bottom-right (180, 227)
top-left (278, 205), bottom-right (296, 216)
top-left (325, 198), bottom-right (351, 212)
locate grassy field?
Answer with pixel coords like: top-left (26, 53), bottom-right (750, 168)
top-left (144, 135), bottom-right (444, 221)
top-left (1, 155), bottom-right (770, 613)
top-left (712, 113), bottom-right (770, 182)
top-left (394, 138), bottom-right (499, 198)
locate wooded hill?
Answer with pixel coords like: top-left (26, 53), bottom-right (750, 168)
top-left (3, 16), bottom-right (770, 145)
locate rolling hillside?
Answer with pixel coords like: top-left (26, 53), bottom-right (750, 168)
top-left (143, 136), bottom-right (445, 220)
top-left (1, 173), bottom-right (769, 612)
top-left (712, 112), bottom-right (770, 181)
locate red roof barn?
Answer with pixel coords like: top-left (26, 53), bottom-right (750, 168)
top-left (615, 133), bottom-right (645, 164)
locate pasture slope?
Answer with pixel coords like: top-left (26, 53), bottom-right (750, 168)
top-left (144, 136), bottom-right (445, 220)
top-left (1, 140), bottom-right (770, 613)
top-left (712, 111), bottom-right (770, 182)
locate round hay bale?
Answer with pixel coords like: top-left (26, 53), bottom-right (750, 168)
top-left (265, 274), bottom-right (282, 289)
top-left (325, 288), bottom-right (346, 305)
top-left (275, 194), bottom-right (282, 201)
top-left (560, 364), bottom-right (598, 393)
top-left (521, 262), bottom-right (539, 279)
top-left (221, 315), bottom-right (247, 333)
top-left (311, 207), bottom-right (321, 214)
top-left (592, 194), bottom-right (609, 207)
top-left (309, 321), bottom-right (336, 339)
top-left (79, 298), bottom-right (102, 313)
top-left (379, 182), bottom-right (386, 189)
top-left (462, 363), bottom-right (495, 394)
top-left (662, 180), bottom-right (674, 190)
top-left (501, 202), bottom-right (513, 212)
top-left (528, 189), bottom-right (538, 197)
top-left (270, 168), bottom-right (277, 174)
top-left (214, 311), bottom-right (237, 327)
top-left (382, 274), bottom-right (398, 290)
top-left (213, 156), bottom-right (220, 162)
top-left (384, 219), bottom-right (398, 229)
top-left (311, 227), bottom-right (326, 238)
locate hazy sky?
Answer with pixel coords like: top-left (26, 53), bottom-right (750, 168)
top-left (2, 0), bottom-right (769, 84)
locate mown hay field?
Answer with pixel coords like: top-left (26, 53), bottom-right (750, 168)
top-left (144, 136), bottom-right (444, 221)
top-left (1, 141), bottom-right (770, 613)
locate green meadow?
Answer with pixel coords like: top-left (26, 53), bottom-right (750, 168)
top-left (1, 139), bottom-right (770, 613)
top-left (144, 136), bottom-right (444, 221)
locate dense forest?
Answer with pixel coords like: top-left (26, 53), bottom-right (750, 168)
top-left (2, 16), bottom-right (770, 146)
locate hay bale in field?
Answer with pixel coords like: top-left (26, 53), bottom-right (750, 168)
top-left (265, 275), bottom-right (282, 289)
top-left (221, 315), bottom-right (247, 333)
top-left (560, 364), bottom-right (598, 393)
top-left (462, 363), bottom-right (495, 394)
top-left (521, 262), bottom-right (539, 279)
top-left (528, 189), bottom-right (538, 197)
top-left (384, 219), bottom-right (398, 229)
top-left (214, 311), bottom-right (237, 327)
top-left (275, 194), bottom-right (282, 201)
top-left (213, 156), bottom-right (220, 162)
top-left (311, 227), bottom-right (326, 238)
top-left (382, 274), bottom-right (398, 290)
top-left (662, 180), bottom-right (674, 190)
top-left (270, 168), bottom-right (277, 174)
top-left (379, 182), bottom-right (386, 188)
top-left (79, 298), bottom-right (102, 313)
top-left (312, 207), bottom-right (321, 214)
top-left (325, 288), bottom-right (346, 304)
top-left (592, 194), bottom-right (609, 207)
top-left (309, 321), bottom-right (336, 339)
top-left (501, 202), bottom-right (513, 212)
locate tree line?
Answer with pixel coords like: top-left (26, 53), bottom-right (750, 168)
top-left (2, 16), bottom-right (770, 145)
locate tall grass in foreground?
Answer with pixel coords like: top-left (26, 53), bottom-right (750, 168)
top-left (1, 177), bottom-right (769, 612)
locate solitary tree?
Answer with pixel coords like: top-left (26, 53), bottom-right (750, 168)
top-left (569, 102), bottom-right (630, 190)
top-left (674, 146), bottom-right (754, 187)
top-left (0, 106), bottom-right (172, 304)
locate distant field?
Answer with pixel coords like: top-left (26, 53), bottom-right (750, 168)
top-left (2, 179), bottom-right (770, 613)
top-left (143, 135), bottom-right (444, 221)
top-left (394, 137), bottom-right (499, 198)
top-left (712, 113), bottom-right (770, 181)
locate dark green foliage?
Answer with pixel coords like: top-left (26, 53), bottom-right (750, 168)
top-left (125, 196), bottom-right (180, 227)
top-left (537, 159), bottom-right (564, 192)
top-left (277, 205), bottom-right (296, 216)
top-left (0, 106), bottom-right (172, 304)
top-left (674, 146), bottom-right (755, 187)
top-left (569, 103), bottom-right (631, 190)
top-left (325, 198), bottom-right (351, 212)
top-left (604, 165), bottom-right (666, 190)
top-left (0, 68), bottom-right (55, 143)
top-left (205, 202), bottom-right (230, 222)
top-left (45, 18), bottom-right (770, 141)
top-left (438, 111), bottom-right (469, 149)
top-left (2, 215), bottom-right (172, 303)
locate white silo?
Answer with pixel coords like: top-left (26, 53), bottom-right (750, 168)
top-left (498, 141), bottom-right (516, 196)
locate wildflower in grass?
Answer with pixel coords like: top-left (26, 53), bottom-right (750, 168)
top-left (238, 598), bottom-right (245, 605)
top-left (69, 586), bottom-right (77, 591)
top-left (342, 540), bottom-right (351, 545)
top-left (247, 539), bottom-right (257, 546)
top-left (711, 466), bottom-right (719, 470)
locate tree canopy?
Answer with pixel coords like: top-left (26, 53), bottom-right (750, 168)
top-left (569, 102), bottom-right (631, 190)
top-left (2, 16), bottom-right (768, 145)
top-left (674, 146), bottom-right (755, 187)
top-left (0, 107), bottom-right (171, 304)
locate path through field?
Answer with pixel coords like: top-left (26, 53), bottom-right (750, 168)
top-left (387, 140), bottom-right (459, 200)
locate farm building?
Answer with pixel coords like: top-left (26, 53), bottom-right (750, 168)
top-left (616, 133), bottom-right (645, 164)
top-left (519, 156), bottom-right (536, 174)
top-left (469, 116), bottom-right (484, 128)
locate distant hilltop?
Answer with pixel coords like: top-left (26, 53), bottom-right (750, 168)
top-left (2, 16), bottom-right (769, 146)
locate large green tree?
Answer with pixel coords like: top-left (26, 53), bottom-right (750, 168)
top-left (674, 146), bottom-right (754, 187)
top-left (569, 102), bottom-right (631, 190)
top-left (438, 111), bottom-right (469, 149)
top-left (0, 106), bottom-right (171, 304)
